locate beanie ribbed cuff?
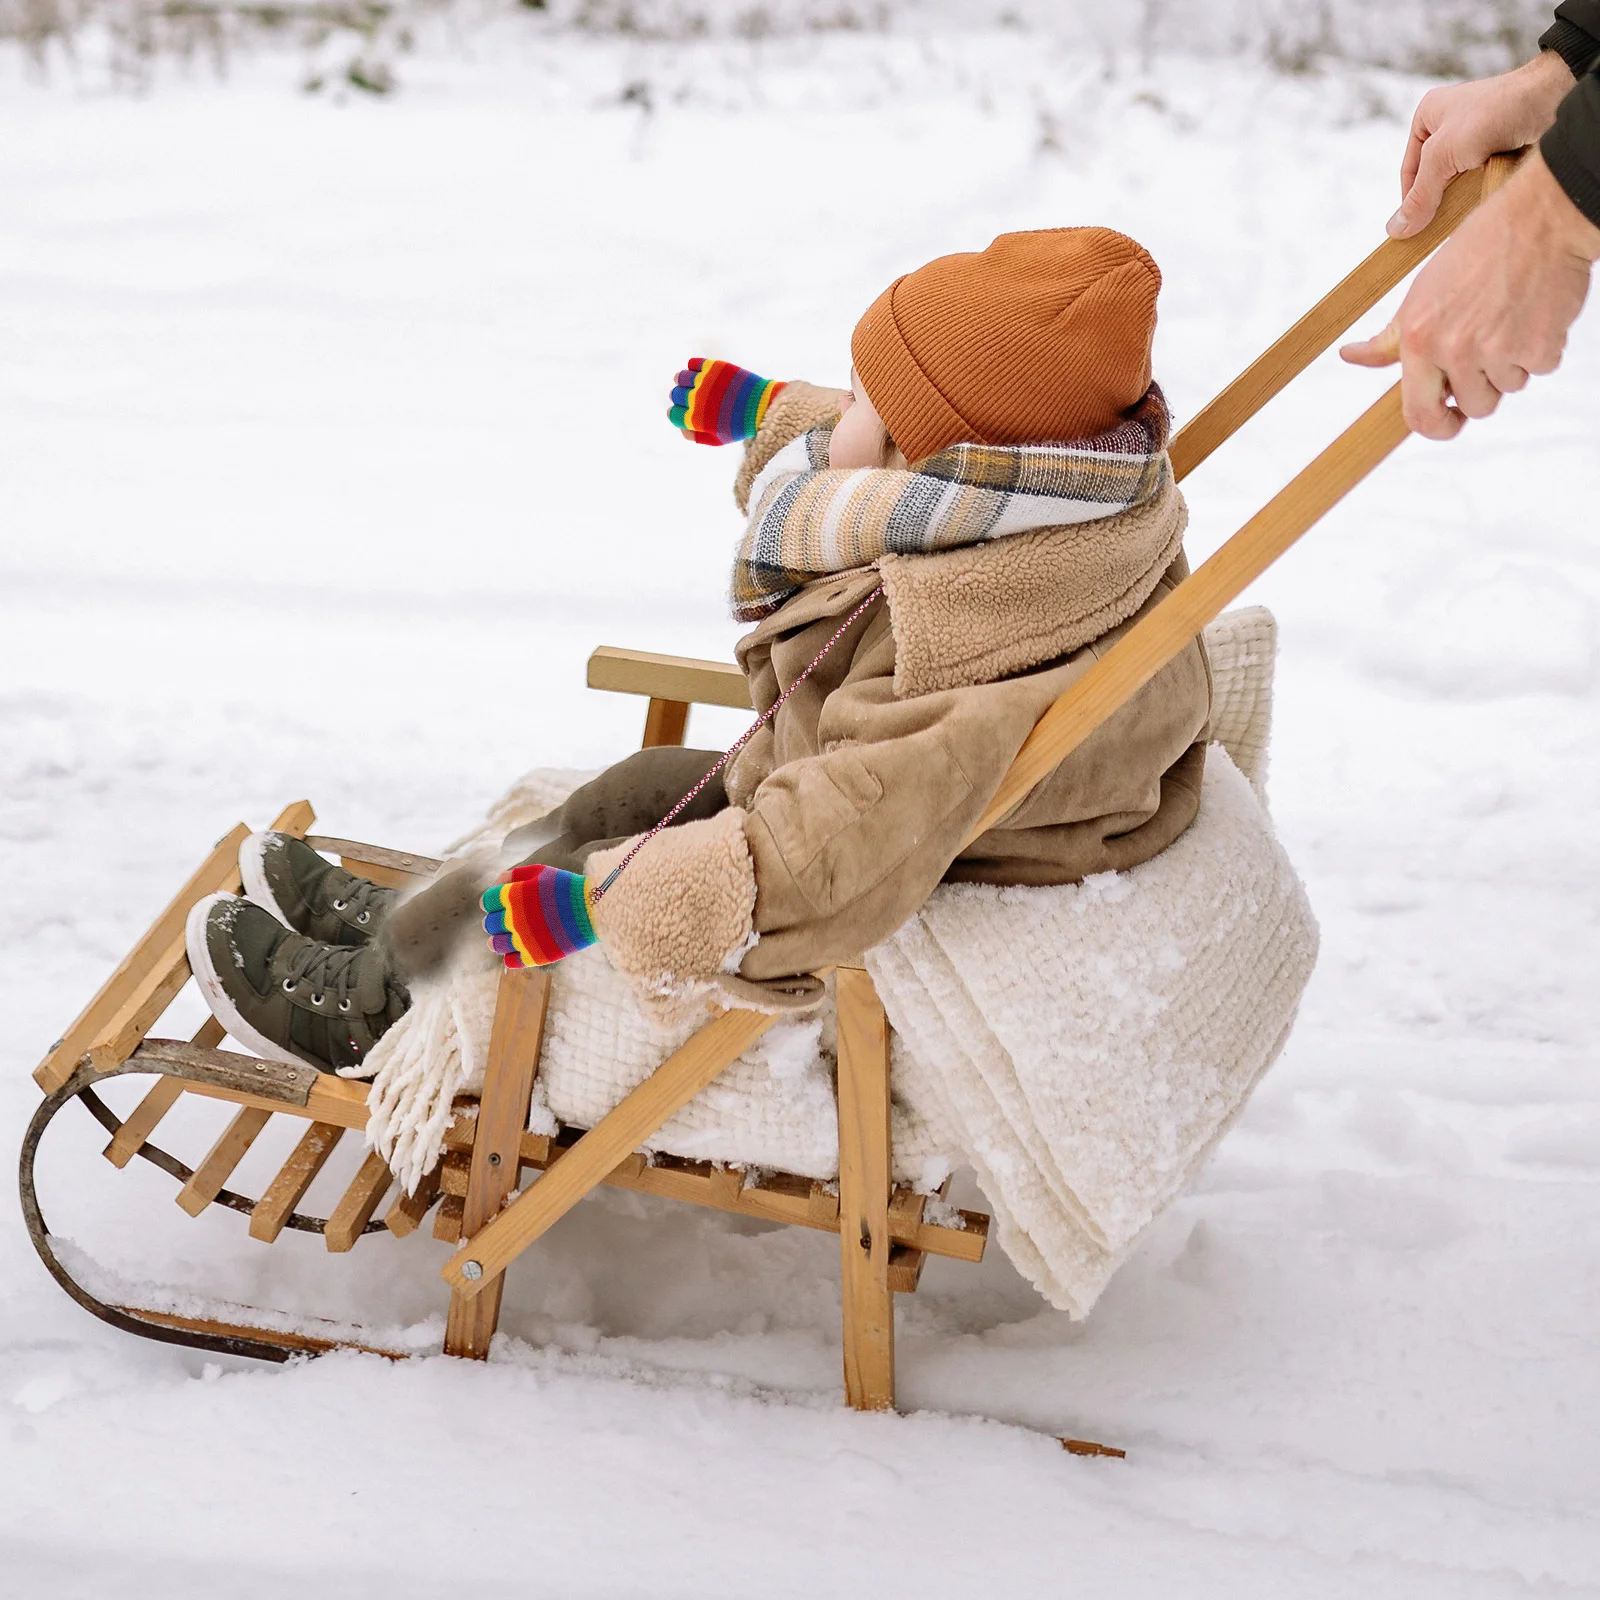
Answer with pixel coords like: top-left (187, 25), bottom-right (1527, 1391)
top-left (850, 279), bottom-right (974, 466)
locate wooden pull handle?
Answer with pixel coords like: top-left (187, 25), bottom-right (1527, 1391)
top-left (1169, 147), bottom-right (1527, 482)
top-left (963, 384), bottom-right (1408, 846)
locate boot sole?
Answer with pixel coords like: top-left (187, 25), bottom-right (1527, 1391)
top-left (184, 893), bottom-right (306, 1070)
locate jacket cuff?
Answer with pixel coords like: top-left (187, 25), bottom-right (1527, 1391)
top-left (1541, 18), bottom-right (1600, 79)
top-left (1542, 72), bottom-right (1600, 230)
top-left (733, 380), bottom-right (847, 515)
top-left (586, 808), bottom-right (758, 1016)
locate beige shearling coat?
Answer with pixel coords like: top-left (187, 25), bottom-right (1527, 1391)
top-left (589, 382), bottom-right (1212, 1011)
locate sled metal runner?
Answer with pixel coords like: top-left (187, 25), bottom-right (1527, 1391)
top-left (22, 153), bottom-right (1522, 1415)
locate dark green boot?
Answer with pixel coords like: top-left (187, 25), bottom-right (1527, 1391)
top-left (241, 831), bottom-right (398, 947)
top-left (186, 893), bottom-right (410, 1074)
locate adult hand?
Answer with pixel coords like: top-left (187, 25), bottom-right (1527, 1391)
top-left (1389, 49), bottom-right (1575, 238)
top-left (1342, 150), bottom-right (1600, 439)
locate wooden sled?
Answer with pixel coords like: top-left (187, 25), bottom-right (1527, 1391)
top-left (23, 155), bottom-right (1521, 1413)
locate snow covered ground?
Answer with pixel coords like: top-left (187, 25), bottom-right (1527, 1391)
top-left (3, 22), bottom-right (1600, 1596)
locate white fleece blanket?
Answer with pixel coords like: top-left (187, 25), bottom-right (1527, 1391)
top-left (355, 607), bottom-right (1317, 1316)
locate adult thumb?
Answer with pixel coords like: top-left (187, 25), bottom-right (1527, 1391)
top-left (1389, 140), bottom-right (1457, 238)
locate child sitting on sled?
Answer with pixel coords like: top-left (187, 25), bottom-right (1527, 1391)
top-left (188, 226), bottom-right (1213, 1070)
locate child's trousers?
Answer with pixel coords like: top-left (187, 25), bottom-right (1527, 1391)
top-left (502, 746), bottom-right (728, 872)
top-left (385, 746), bottom-right (727, 980)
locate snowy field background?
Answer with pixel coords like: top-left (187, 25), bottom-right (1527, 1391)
top-left (4, 14), bottom-right (1600, 1596)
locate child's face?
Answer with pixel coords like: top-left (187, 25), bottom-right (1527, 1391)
top-left (828, 370), bottom-right (891, 470)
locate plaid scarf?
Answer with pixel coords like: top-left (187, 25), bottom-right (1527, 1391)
top-left (731, 385), bottom-right (1171, 622)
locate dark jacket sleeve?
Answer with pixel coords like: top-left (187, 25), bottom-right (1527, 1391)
top-left (1542, 2), bottom-right (1600, 77)
top-left (1543, 69), bottom-right (1600, 228)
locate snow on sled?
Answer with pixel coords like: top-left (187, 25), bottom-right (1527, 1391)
top-left (21, 154), bottom-right (1523, 1419)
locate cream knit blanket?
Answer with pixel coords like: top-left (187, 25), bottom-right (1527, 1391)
top-left (355, 607), bottom-right (1315, 1315)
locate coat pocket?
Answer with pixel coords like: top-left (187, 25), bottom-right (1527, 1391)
top-left (757, 736), bottom-right (972, 920)
top-left (761, 750), bottom-right (885, 891)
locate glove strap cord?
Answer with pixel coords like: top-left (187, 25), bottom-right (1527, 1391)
top-left (593, 585), bottom-right (884, 900)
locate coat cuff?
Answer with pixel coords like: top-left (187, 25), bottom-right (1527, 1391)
top-left (587, 808), bottom-right (758, 1015)
top-left (1542, 72), bottom-right (1600, 231)
top-left (1541, 19), bottom-right (1600, 80)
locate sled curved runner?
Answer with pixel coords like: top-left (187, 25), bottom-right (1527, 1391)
top-left (22, 802), bottom-right (989, 1372)
top-left (24, 153), bottom-right (1522, 1411)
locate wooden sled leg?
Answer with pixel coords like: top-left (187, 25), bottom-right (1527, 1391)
top-left (444, 966), bottom-right (551, 1359)
top-left (836, 965), bottom-right (894, 1412)
top-left (641, 696), bottom-right (690, 748)
top-left (442, 1004), bottom-right (778, 1299)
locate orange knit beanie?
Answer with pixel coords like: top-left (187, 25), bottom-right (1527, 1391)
top-left (850, 227), bottom-right (1161, 463)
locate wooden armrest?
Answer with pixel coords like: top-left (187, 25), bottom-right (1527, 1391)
top-left (587, 646), bottom-right (753, 711)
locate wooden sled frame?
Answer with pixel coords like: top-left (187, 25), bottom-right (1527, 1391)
top-left (25, 155), bottom-right (1520, 1411)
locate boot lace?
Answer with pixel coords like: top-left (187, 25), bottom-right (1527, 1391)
top-left (279, 942), bottom-right (377, 1015)
top-left (326, 875), bottom-right (393, 927)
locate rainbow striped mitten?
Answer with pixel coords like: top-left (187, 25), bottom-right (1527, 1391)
top-left (481, 865), bottom-right (598, 969)
top-left (668, 358), bottom-right (786, 445)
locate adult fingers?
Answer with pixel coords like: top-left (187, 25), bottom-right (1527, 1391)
top-left (1399, 118), bottom-right (1428, 202)
top-left (1389, 135), bottom-right (1458, 239)
top-left (1339, 322), bottom-right (1401, 367)
top-left (1400, 345), bottom-right (1466, 439)
top-left (1484, 359), bottom-right (1530, 395)
top-left (1446, 364), bottom-right (1503, 419)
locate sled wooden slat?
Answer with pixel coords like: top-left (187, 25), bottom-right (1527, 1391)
top-left (439, 1116), bottom-right (549, 1163)
top-left (433, 1195), bottom-right (465, 1243)
top-left (837, 966), bottom-right (895, 1409)
top-left (177, 1106), bottom-right (275, 1217)
top-left (324, 1151), bottom-right (393, 1252)
top-left (439, 1152), bottom-right (471, 1198)
top-left (445, 967), bottom-right (551, 1358)
top-left (587, 645), bottom-right (753, 711)
top-left (887, 1245), bottom-right (926, 1294)
top-left (708, 1165), bottom-right (743, 1207)
top-left (443, 1005), bottom-right (779, 1298)
top-left (967, 383), bottom-right (1410, 846)
top-left (105, 1078), bottom-right (186, 1170)
top-left (104, 1018), bottom-right (225, 1169)
top-left (886, 1188), bottom-right (931, 1293)
top-left (249, 1122), bottom-right (345, 1244)
top-left (384, 1165), bottom-right (442, 1239)
top-left (809, 1180), bottom-right (841, 1227)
